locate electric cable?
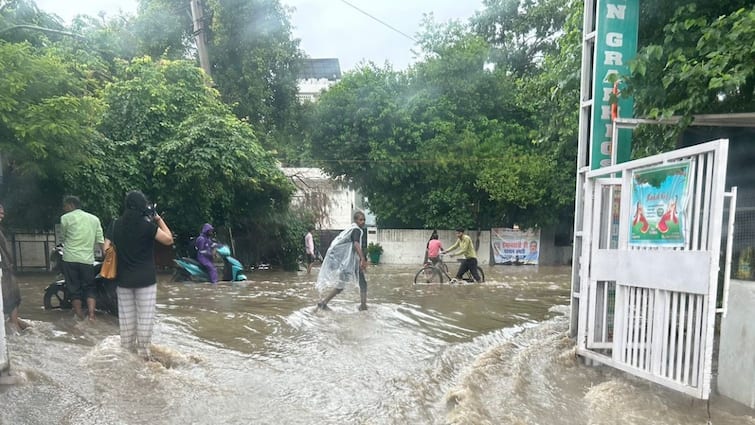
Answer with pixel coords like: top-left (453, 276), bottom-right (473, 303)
top-left (337, 0), bottom-right (417, 42)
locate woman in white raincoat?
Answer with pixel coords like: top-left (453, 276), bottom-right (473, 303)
top-left (316, 211), bottom-right (368, 311)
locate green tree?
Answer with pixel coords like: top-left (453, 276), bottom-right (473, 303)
top-left (623, 2), bottom-right (754, 155)
top-left (0, 0), bottom-right (69, 45)
top-left (472, 0), bottom-right (569, 76)
top-left (629, 4), bottom-right (755, 119)
top-left (132, 0), bottom-right (194, 59)
top-left (0, 41), bottom-right (104, 228)
top-left (99, 57), bottom-right (292, 236)
top-left (206, 0), bottom-right (303, 144)
top-left (308, 25), bottom-right (566, 229)
top-left (151, 103), bottom-right (293, 235)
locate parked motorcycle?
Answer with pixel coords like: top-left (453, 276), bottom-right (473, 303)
top-left (173, 244), bottom-right (247, 283)
top-left (43, 245), bottom-right (119, 315)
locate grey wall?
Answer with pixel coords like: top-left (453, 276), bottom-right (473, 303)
top-left (372, 226), bottom-right (570, 266)
top-left (717, 279), bottom-right (755, 408)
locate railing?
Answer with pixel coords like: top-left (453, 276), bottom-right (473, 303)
top-left (10, 232), bottom-right (56, 271)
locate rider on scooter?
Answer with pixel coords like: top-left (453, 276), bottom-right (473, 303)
top-left (195, 223), bottom-right (218, 284)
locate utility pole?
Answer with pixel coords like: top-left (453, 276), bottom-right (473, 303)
top-left (190, 0), bottom-right (212, 80)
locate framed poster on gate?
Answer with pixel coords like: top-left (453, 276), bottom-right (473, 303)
top-left (629, 161), bottom-right (691, 247)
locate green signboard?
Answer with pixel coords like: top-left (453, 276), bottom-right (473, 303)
top-left (591, 0), bottom-right (639, 169)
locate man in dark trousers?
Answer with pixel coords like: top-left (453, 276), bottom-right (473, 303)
top-left (60, 196), bottom-right (104, 320)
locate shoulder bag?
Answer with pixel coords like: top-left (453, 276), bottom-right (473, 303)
top-left (101, 221), bottom-right (118, 280)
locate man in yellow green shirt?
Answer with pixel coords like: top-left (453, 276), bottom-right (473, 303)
top-left (442, 228), bottom-right (482, 283)
top-left (60, 196), bottom-right (104, 320)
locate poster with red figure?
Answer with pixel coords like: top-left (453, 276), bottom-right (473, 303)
top-left (629, 162), bottom-right (690, 247)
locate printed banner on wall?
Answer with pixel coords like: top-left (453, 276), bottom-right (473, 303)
top-left (629, 162), bottom-right (690, 247)
top-left (491, 228), bottom-right (540, 265)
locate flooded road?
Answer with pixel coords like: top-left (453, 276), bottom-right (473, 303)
top-left (1, 265), bottom-right (753, 424)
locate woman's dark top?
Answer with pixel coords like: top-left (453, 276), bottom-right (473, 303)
top-left (108, 217), bottom-right (158, 288)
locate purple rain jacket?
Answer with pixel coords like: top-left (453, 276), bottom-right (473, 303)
top-left (195, 223), bottom-right (216, 260)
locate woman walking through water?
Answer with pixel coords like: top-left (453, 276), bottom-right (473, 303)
top-left (105, 191), bottom-right (173, 359)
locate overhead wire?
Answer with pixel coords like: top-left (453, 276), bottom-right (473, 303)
top-left (337, 0), bottom-right (417, 42)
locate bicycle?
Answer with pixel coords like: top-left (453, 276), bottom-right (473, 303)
top-left (413, 254), bottom-right (485, 284)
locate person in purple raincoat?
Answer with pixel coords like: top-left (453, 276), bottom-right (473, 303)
top-left (195, 223), bottom-right (218, 284)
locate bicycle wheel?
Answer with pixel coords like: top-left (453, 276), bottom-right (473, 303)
top-left (414, 266), bottom-right (444, 284)
top-left (476, 266), bottom-right (485, 282)
top-left (462, 266), bottom-right (485, 283)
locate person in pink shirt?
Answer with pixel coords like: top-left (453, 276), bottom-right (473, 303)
top-left (426, 231), bottom-right (443, 266)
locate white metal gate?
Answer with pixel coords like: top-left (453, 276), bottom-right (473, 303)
top-left (0, 266), bottom-right (8, 373)
top-left (576, 139), bottom-right (730, 399)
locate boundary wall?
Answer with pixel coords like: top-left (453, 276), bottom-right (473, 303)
top-left (717, 279), bottom-right (755, 408)
top-left (371, 229), bottom-right (491, 265)
top-left (367, 228), bottom-right (572, 266)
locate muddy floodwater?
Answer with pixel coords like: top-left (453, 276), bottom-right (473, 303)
top-left (1, 265), bottom-right (754, 424)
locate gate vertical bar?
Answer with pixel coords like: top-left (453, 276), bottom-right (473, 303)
top-left (692, 157), bottom-right (705, 250)
top-left (700, 152), bottom-right (714, 249)
top-left (684, 294), bottom-right (695, 384)
top-left (675, 295), bottom-right (687, 382)
top-left (613, 284), bottom-right (627, 362)
top-left (666, 292), bottom-right (679, 379)
top-left (700, 141), bottom-right (729, 399)
top-left (651, 289), bottom-right (665, 375)
top-left (691, 295), bottom-right (703, 387)
top-left (638, 288), bottom-right (649, 370)
top-left (660, 290), bottom-right (670, 377)
top-left (720, 187), bottom-right (738, 316)
top-left (0, 267), bottom-right (9, 374)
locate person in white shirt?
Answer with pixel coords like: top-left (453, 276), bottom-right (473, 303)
top-left (304, 226), bottom-right (316, 274)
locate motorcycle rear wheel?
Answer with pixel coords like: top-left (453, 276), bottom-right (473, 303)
top-left (44, 285), bottom-right (71, 310)
top-left (172, 268), bottom-right (190, 282)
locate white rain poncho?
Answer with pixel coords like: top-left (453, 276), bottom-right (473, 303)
top-left (315, 224), bottom-right (363, 292)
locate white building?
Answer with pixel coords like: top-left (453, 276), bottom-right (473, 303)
top-left (282, 167), bottom-right (375, 231)
top-left (296, 58), bottom-right (341, 103)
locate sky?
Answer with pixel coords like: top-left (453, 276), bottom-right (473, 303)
top-left (34, 0), bottom-right (485, 72)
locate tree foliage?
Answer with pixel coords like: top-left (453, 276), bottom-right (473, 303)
top-left (0, 0), bottom-right (305, 268)
top-left (472, 0), bottom-right (569, 76)
top-left (308, 22), bottom-right (574, 229)
top-left (0, 40), bottom-right (104, 227)
top-left (98, 57), bottom-right (292, 235)
top-left (627, 1), bottom-right (754, 155)
top-left (630, 3), bottom-right (755, 118)
top-left (207, 0), bottom-right (303, 141)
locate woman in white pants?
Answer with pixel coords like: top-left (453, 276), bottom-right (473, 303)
top-left (104, 191), bottom-right (173, 359)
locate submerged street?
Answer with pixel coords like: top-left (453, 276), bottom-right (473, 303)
top-left (1, 265), bottom-right (753, 424)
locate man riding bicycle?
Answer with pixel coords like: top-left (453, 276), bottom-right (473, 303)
top-left (442, 228), bottom-right (482, 283)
